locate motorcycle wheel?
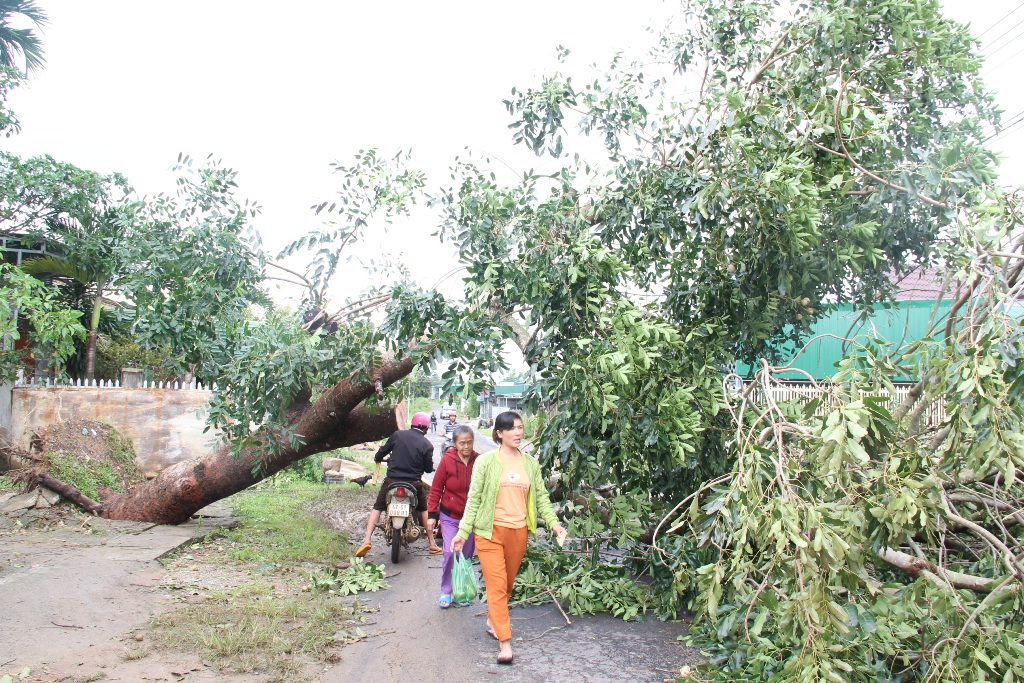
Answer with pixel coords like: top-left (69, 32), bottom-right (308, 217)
top-left (391, 521), bottom-right (402, 564)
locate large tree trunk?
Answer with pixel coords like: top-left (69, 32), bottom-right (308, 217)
top-left (39, 356), bottom-right (414, 524)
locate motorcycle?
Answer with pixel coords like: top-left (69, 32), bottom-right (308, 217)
top-left (373, 461), bottom-right (421, 564)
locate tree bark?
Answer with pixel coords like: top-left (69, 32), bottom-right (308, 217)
top-left (84, 329), bottom-right (98, 380)
top-left (85, 288), bottom-right (103, 380)
top-left (876, 547), bottom-right (1018, 593)
top-left (42, 356), bottom-right (414, 524)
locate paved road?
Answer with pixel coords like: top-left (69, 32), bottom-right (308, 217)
top-left (326, 539), bottom-right (700, 683)
top-left (340, 418), bottom-right (701, 682)
top-left (422, 420), bottom-right (495, 486)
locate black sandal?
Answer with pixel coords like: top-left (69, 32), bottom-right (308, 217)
top-left (497, 654), bottom-right (514, 665)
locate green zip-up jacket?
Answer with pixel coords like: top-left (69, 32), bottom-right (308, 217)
top-left (456, 449), bottom-right (559, 541)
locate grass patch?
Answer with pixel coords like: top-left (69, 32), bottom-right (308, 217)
top-left (36, 421), bottom-right (143, 500)
top-left (0, 474), bottom-right (16, 492)
top-left (150, 585), bottom-right (362, 677)
top-left (45, 451), bottom-right (122, 500)
top-left (218, 482), bottom-right (349, 566)
top-left (149, 485), bottom-right (380, 680)
top-left (409, 396), bottom-right (433, 414)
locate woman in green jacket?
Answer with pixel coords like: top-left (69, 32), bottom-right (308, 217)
top-left (451, 411), bottom-right (566, 665)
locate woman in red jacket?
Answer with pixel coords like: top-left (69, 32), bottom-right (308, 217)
top-left (427, 423), bottom-right (479, 608)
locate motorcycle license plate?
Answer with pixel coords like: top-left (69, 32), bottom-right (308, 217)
top-left (388, 502), bottom-right (410, 517)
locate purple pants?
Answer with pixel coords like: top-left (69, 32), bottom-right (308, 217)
top-left (440, 511), bottom-right (475, 595)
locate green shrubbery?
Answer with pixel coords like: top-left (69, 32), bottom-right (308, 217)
top-left (279, 454), bottom-right (323, 484)
top-left (409, 397), bottom-right (433, 415)
top-left (94, 332), bottom-right (180, 382)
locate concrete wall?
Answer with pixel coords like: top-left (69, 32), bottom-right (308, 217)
top-left (9, 386), bottom-right (219, 475)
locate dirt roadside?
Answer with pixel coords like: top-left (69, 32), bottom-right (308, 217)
top-left (0, 513), bottom-right (240, 681)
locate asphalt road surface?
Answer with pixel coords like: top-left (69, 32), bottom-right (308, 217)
top-left (341, 417), bottom-right (702, 683)
top-left (422, 420), bottom-right (495, 486)
top-left (326, 533), bottom-right (701, 683)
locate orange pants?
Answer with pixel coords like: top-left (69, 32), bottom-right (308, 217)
top-left (476, 524), bottom-right (528, 642)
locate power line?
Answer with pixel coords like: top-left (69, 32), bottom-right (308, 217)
top-left (984, 25), bottom-right (1024, 58)
top-left (978, 1), bottom-right (1024, 39)
top-left (1001, 108), bottom-right (1024, 128)
top-left (986, 112), bottom-right (1024, 143)
top-left (983, 15), bottom-right (1024, 52)
top-left (983, 42), bottom-right (1024, 75)
top-left (990, 120), bottom-right (1024, 146)
top-left (990, 119), bottom-right (1024, 143)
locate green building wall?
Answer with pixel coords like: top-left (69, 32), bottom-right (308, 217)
top-left (738, 299), bottom-right (950, 381)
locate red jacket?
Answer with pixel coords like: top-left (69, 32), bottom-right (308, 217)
top-left (427, 447), bottom-right (479, 520)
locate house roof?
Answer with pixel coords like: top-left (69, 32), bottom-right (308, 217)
top-left (494, 382), bottom-right (526, 396)
top-left (895, 269), bottom-right (948, 301)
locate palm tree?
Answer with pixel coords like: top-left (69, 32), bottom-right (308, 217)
top-left (20, 255), bottom-right (110, 380)
top-left (0, 0), bottom-right (47, 74)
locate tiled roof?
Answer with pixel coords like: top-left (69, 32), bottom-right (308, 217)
top-left (895, 269), bottom-right (948, 301)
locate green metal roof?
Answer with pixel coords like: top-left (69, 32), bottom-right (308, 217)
top-left (494, 382), bottom-right (527, 396)
top-left (738, 299), bottom-right (950, 381)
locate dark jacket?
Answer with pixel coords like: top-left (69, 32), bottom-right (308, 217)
top-left (427, 447), bottom-right (479, 520)
top-left (374, 429), bottom-right (435, 481)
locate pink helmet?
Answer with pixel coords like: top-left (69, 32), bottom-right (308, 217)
top-left (411, 412), bottom-right (431, 429)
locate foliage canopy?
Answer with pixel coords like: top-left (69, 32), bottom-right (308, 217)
top-left (377, 1), bottom-right (1024, 680)
top-left (1, 2), bottom-right (1022, 680)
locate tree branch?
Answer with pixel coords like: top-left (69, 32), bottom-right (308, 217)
top-left (876, 547), bottom-right (1015, 593)
top-left (944, 502), bottom-right (1024, 577)
top-left (35, 474), bottom-right (102, 514)
top-left (747, 27), bottom-right (793, 86)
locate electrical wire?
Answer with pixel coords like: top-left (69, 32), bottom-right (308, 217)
top-left (985, 112), bottom-right (1024, 143)
top-left (982, 15), bottom-right (1024, 52)
top-left (984, 25), bottom-right (1024, 59)
top-left (989, 121), bottom-right (1024, 147)
top-left (983, 42), bottom-right (1024, 75)
top-left (978, 1), bottom-right (1024, 39)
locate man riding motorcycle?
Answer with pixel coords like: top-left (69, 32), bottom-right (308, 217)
top-left (354, 412), bottom-right (441, 557)
top-left (442, 412), bottom-right (458, 452)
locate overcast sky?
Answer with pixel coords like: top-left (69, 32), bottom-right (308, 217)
top-left (2, 0), bottom-right (1022, 310)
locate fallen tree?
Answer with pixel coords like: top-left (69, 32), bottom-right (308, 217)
top-left (6, 2), bottom-right (1024, 678)
top-left (38, 358), bottom-right (411, 524)
top-left (0, 137), bottom-right (440, 524)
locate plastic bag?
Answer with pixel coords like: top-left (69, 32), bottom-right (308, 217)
top-left (452, 553), bottom-right (478, 604)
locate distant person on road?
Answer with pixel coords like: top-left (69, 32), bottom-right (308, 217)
top-left (444, 413), bottom-right (458, 440)
top-left (452, 411), bottom-right (567, 666)
top-left (427, 424), bottom-right (479, 608)
top-left (430, 412), bottom-right (438, 433)
top-left (354, 412), bottom-right (441, 557)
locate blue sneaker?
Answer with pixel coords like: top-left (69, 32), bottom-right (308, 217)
top-left (438, 594), bottom-right (453, 609)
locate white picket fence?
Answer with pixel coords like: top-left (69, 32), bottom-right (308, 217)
top-left (749, 382), bottom-right (946, 426)
top-left (14, 375), bottom-right (215, 391)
